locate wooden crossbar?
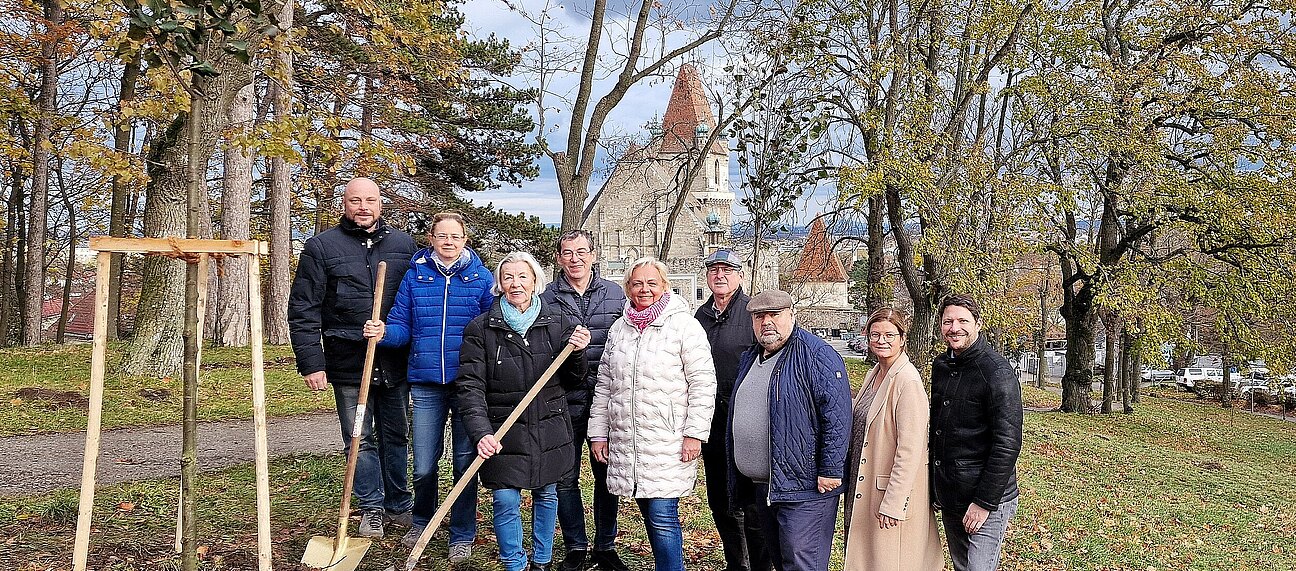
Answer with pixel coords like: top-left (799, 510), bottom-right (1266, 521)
top-left (89, 236), bottom-right (269, 255)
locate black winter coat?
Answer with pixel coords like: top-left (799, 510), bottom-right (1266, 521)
top-left (929, 334), bottom-right (1023, 512)
top-left (287, 217), bottom-right (415, 385)
top-left (538, 269), bottom-right (625, 418)
top-left (456, 299), bottom-right (588, 490)
top-left (695, 289), bottom-right (756, 440)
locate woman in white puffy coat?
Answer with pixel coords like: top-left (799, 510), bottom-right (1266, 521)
top-left (590, 257), bottom-right (716, 571)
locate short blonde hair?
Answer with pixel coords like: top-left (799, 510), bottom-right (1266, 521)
top-left (492, 251), bottom-right (548, 296)
top-left (622, 257), bottom-right (671, 290)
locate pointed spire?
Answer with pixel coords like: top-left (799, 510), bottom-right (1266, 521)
top-left (792, 217), bottom-right (849, 282)
top-left (659, 64), bottom-right (726, 155)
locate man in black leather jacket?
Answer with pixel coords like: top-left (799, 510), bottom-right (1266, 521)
top-left (287, 177), bottom-right (416, 539)
top-left (929, 294), bottom-right (1023, 571)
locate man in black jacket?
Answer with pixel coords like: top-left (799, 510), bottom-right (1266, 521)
top-left (929, 294), bottom-right (1023, 571)
top-left (287, 177), bottom-right (416, 539)
top-left (694, 249), bottom-right (768, 571)
top-left (539, 230), bottom-right (630, 571)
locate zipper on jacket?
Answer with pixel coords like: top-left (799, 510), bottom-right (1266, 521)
top-left (630, 329), bottom-right (642, 496)
top-left (440, 274), bottom-right (449, 383)
top-left (767, 364), bottom-right (780, 506)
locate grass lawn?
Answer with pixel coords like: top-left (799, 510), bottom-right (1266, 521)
top-left (0, 343), bottom-right (331, 436)
top-left (2, 355), bottom-right (1293, 569)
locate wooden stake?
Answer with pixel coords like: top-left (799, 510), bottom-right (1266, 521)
top-left (72, 252), bottom-right (112, 571)
top-left (248, 246), bottom-right (273, 570)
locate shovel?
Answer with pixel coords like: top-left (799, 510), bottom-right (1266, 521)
top-left (302, 261), bottom-right (388, 571)
top-left (395, 343), bottom-right (576, 571)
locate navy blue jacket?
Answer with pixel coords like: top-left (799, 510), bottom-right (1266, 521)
top-left (379, 247), bottom-right (495, 384)
top-left (287, 217), bottom-right (414, 386)
top-left (539, 269), bottom-right (626, 417)
top-left (727, 326), bottom-right (852, 505)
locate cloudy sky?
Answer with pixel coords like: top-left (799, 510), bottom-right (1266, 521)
top-left (455, 1), bottom-right (836, 226)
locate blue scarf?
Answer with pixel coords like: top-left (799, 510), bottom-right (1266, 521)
top-left (502, 295), bottom-right (541, 336)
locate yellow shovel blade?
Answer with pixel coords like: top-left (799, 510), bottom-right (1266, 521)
top-left (301, 534), bottom-right (372, 571)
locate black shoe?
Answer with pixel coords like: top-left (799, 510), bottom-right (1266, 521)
top-left (561, 550), bottom-right (589, 571)
top-left (529, 563), bottom-right (552, 571)
top-left (591, 549), bottom-right (630, 571)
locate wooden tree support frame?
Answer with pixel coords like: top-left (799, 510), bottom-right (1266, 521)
top-left (72, 237), bottom-right (274, 571)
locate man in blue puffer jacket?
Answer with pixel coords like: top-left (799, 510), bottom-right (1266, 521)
top-left (369, 211), bottom-right (495, 559)
top-left (727, 290), bottom-right (852, 571)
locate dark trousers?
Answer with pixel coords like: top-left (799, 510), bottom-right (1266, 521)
top-left (751, 484), bottom-right (839, 571)
top-left (702, 417), bottom-right (770, 571)
top-left (556, 406), bottom-right (620, 552)
top-left (332, 381), bottom-right (412, 514)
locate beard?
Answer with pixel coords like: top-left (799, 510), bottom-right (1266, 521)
top-left (758, 330), bottom-right (786, 351)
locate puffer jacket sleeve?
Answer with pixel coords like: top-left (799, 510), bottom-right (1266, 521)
top-left (287, 238), bottom-right (327, 376)
top-left (812, 343), bottom-right (852, 480)
top-left (378, 270), bottom-right (415, 349)
top-left (678, 316), bottom-right (717, 442)
top-left (879, 364), bottom-right (931, 520)
top-left (557, 316), bottom-right (589, 390)
top-left (455, 315), bottom-right (494, 445)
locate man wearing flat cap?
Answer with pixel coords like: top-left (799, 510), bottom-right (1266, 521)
top-left (695, 250), bottom-right (769, 571)
top-left (725, 290), bottom-right (852, 571)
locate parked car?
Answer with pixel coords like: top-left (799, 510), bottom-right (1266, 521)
top-left (847, 334), bottom-right (869, 354)
top-left (1176, 367), bottom-right (1223, 391)
top-left (1141, 367), bottom-right (1175, 384)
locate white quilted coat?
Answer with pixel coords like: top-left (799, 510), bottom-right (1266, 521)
top-left (588, 294), bottom-right (717, 498)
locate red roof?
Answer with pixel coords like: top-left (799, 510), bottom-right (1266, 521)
top-left (659, 64), bottom-right (726, 156)
top-left (791, 217), bottom-right (849, 282)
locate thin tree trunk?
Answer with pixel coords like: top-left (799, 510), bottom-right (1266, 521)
top-left (1121, 327), bottom-right (1136, 413)
top-left (264, 0), bottom-right (294, 346)
top-left (56, 190), bottom-right (76, 343)
top-left (1101, 312), bottom-right (1118, 414)
top-left (865, 194), bottom-right (885, 315)
top-left (216, 84), bottom-right (254, 347)
top-left (23, 0), bottom-right (63, 346)
top-left (0, 170), bottom-right (24, 346)
top-left (107, 2), bottom-right (141, 340)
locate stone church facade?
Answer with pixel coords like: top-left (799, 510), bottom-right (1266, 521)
top-left (583, 64), bottom-right (733, 307)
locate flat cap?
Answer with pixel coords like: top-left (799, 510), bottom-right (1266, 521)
top-left (704, 249), bottom-right (742, 269)
top-left (748, 290), bottom-right (793, 313)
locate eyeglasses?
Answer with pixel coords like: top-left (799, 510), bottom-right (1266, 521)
top-left (559, 248), bottom-right (591, 259)
top-left (706, 266), bottom-right (738, 275)
top-left (868, 332), bottom-right (901, 342)
top-left (433, 233), bottom-right (465, 241)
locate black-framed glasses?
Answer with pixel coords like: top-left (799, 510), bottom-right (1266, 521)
top-left (868, 332), bottom-right (901, 342)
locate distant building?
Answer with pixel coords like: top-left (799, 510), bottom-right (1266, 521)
top-left (583, 64), bottom-right (732, 307)
top-left (787, 217), bottom-right (860, 333)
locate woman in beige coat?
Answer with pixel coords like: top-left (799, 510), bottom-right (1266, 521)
top-left (843, 308), bottom-right (944, 570)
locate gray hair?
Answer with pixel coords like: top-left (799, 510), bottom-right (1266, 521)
top-left (492, 251), bottom-right (549, 296)
top-left (622, 256), bottom-right (671, 290)
top-left (555, 229), bottom-right (596, 253)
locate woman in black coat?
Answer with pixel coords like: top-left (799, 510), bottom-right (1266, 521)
top-left (456, 251), bottom-right (590, 571)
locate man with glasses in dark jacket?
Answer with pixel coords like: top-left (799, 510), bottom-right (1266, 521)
top-left (929, 294), bottom-right (1023, 571)
top-left (695, 250), bottom-right (769, 571)
top-left (540, 230), bottom-right (630, 571)
top-left (288, 177), bottom-right (416, 539)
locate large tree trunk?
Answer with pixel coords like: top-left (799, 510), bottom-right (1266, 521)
top-left (22, 0), bottom-right (63, 346)
top-left (264, 0), bottom-right (294, 345)
top-left (0, 170), bottom-right (24, 346)
top-left (865, 194), bottom-right (886, 315)
top-left (216, 84), bottom-right (254, 347)
top-left (122, 61), bottom-right (253, 376)
top-left (1059, 284), bottom-right (1097, 413)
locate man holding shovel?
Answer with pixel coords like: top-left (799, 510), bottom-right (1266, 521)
top-left (289, 177), bottom-right (416, 539)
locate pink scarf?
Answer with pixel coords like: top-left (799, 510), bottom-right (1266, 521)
top-left (626, 292), bottom-right (671, 331)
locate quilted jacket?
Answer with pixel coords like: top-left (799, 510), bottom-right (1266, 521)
top-left (588, 294), bottom-right (717, 498)
top-left (538, 269), bottom-right (626, 418)
top-left (727, 326), bottom-right (852, 505)
top-left (379, 247), bottom-right (495, 384)
top-left (456, 299), bottom-right (587, 490)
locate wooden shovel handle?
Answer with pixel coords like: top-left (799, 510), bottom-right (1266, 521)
top-left (403, 343), bottom-right (576, 570)
top-left (336, 261), bottom-right (387, 544)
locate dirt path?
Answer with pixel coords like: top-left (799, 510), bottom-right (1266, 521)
top-left (0, 413), bottom-right (340, 496)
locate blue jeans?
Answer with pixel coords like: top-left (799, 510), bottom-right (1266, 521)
top-left (332, 382), bottom-right (412, 514)
top-left (636, 498), bottom-right (684, 571)
top-left (557, 408), bottom-right (619, 553)
top-left (410, 383), bottom-right (477, 544)
top-left (492, 484), bottom-right (558, 571)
